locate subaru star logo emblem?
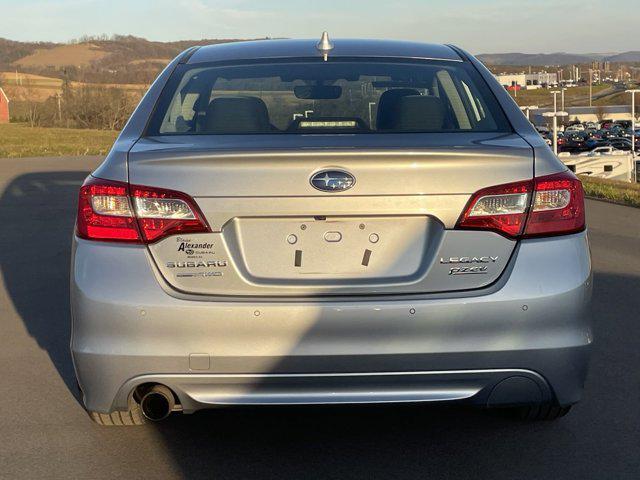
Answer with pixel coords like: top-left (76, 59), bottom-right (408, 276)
top-left (310, 169), bottom-right (355, 192)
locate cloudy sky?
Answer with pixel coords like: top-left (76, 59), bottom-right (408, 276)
top-left (0, 0), bottom-right (637, 54)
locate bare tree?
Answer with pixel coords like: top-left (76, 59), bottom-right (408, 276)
top-left (102, 89), bottom-right (140, 130)
top-left (62, 85), bottom-right (139, 130)
top-left (19, 78), bottom-right (41, 127)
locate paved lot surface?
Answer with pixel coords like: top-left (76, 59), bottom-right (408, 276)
top-left (0, 156), bottom-right (638, 480)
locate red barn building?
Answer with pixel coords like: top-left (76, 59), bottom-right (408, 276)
top-left (0, 88), bottom-right (9, 123)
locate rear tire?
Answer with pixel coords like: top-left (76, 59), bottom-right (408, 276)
top-left (512, 404), bottom-right (572, 421)
top-left (87, 401), bottom-right (146, 426)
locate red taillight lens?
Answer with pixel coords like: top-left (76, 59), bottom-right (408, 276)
top-left (130, 185), bottom-right (210, 242)
top-left (524, 171), bottom-right (585, 237)
top-left (456, 180), bottom-right (533, 237)
top-left (76, 177), bottom-right (141, 242)
top-left (76, 177), bottom-right (209, 243)
top-left (456, 171), bottom-right (585, 239)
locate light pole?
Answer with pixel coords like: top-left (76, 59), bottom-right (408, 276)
top-left (625, 89), bottom-right (639, 154)
top-left (520, 105), bottom-right (532, 121)
top-left (543, 111), bottom-right (568, 156)
top-left (626, 89), bottom-right (639, 182)
top-left (561, 87), bottom-right (567, 111)
top-left (550, 90), bottom-right (560, 113)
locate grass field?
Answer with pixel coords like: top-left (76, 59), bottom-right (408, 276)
top-left (14, 43), bottom-right (109, 68)
top-left (580, 174), bottom-right (640, 208)
top-left (0, 123), bottom-right (118, 158)
top-left (592, 91), bottom-right (635, 107)
top-left (1, 71), bottom-right (149, 96)
top-left (510, 85), bottom-right (609, 107)
top-left (1, 71), bottom-right (150, 91)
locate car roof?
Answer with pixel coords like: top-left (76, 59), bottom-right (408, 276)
top-left (187, 38), bottom-right (463, 64)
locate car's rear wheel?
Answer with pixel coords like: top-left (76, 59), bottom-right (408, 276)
top-left (512, 404), bottom-right (572, 421)
top-left (87, 400), bottom-right (146, 426)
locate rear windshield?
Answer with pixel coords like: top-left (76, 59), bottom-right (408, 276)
top-left (147, 59), bottom-right (511, 136)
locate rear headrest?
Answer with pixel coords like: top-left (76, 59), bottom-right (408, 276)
top-left (388, 95), bottom-right (445, 132)
top-left (376, 88), bottom-right (421, 130)
top-left (203, 96), bottom-right (271, 134)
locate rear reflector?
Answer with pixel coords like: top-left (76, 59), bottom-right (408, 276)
top-left (456, 171), bottom-right (585, 239)
top-left (76, 176), bottom-right (210, 243)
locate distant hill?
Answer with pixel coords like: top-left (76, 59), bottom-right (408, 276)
top-left (607, 51), bottom-right (640, 62)
top-left (477, 51), bottom-right (640, 66)
top-left (0, 35), bottom-right (264, 84)
top-left (1, 36), bottom-right (639, 83)
top-left (14, 43), bottom-right (110, 68)
top-left (477, 52), bottom-right (592, 66)
top-left (0, 38), bottom-right (56, 65)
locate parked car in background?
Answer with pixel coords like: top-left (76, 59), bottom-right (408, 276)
top-left (561, 132), bottom-right (589, 153)
top-left (601, 129), bottom-right (621, 140)
top-left (580, 145), bottom-right (627, 157)
top-left (620, 128), bottom-right (640, 141)
top-left (608, 138), bottom-right (633, 151)
top-left (543, 117), bottom-right (639, 156)
top-left (70, 37), bottom-right (591, 426)
top-left (557, 134), bottom-right (566, 149)
top-left (585, 137), bottom-right (609, 150)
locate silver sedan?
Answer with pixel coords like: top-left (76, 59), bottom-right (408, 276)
top-left (71, 35), bottom-right (591, 425)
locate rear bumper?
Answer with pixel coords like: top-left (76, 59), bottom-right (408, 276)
top-left (70, 232), bottom-right (592, 413)
top-left (111, 369), bottom-right (560, 413)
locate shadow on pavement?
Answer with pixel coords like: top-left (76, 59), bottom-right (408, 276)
top-left (0, 171), bottom-right (90, 400)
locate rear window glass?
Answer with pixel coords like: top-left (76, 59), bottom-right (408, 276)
top-left (147, 59), bottom-right (511, 135)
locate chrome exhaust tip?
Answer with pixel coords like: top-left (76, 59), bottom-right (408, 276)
top-left (139, 385), bottom-right (175, 421)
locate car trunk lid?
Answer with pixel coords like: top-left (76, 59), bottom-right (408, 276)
top-left (128, 133), bottom-right (532, 296)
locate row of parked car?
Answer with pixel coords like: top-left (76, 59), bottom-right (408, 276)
top-left (537, 120), bottom-right (639, 154)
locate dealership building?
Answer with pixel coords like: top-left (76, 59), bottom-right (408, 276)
top-left (494, 72), bottom-right (558, 89)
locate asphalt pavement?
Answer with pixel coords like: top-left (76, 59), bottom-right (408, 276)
top-left (0, 156), bottom-right (638, 480)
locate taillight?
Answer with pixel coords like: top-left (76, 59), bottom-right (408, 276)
top-left (130, 184), bottom-right (210, 242)
top-left (456, 171), bottom-right (585, 239)
top-left (524, 171), bottom-right (585, 237)
top-left (456, 180), bottom-right (532, 237)
top-left (76, 176), bottom-right (209, 243)
top-left (76, 177), bottom-right (141, 242)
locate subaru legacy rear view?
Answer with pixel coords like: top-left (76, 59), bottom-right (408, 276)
top-left (70, 36), bottom-right (592, 425)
